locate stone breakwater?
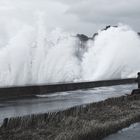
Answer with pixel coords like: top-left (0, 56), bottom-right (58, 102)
top-left (1, 93), bottom-right (140, 140)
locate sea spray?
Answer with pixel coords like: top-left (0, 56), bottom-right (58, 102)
top-left (0, 22), bottom-right (140, 86)
top-left (0, 25), bottom-right (35, 86)
top-left (0, 18), bottom-right (82, 86)
top-left (82, 25), bottom-right (140, 80)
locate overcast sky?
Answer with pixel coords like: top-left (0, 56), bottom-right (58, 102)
top-left (0, 0), bottom-right (140, 36)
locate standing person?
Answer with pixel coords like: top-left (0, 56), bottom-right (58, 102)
top-left (137, 72), bottom-right (140, 88)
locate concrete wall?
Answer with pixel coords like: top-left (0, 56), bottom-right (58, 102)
top-left (0, 78), bottom-right (136, 100)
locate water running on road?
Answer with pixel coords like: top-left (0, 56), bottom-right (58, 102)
top-left (0, 84), bottom-right (136, 124)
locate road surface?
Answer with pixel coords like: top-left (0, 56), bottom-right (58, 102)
top-left (104, 123), bottom-right (140, 140)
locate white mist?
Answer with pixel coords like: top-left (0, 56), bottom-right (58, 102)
top-left (0, 22), bottom-right (140, 86)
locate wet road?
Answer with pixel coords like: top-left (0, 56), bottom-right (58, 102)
top-left (0, 84), bottom-right (137, 124)
top-left (104, 123), bottom-right (140, 140)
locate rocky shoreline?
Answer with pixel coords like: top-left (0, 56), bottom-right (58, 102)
top-left (1, 92), bottom-right (140, 140)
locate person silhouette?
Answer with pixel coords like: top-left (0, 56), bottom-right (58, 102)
top-left (137, 72), bottom-right (140, 88)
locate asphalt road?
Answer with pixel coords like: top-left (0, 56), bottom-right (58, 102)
top-left (104, 123), bottom-right (140, 140)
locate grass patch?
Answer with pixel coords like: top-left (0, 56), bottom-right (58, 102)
top-left (1, 94), bottom-right (140, 140)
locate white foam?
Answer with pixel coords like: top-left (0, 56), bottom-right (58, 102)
top-left (0, 19), bottom-right (140, 86)
top-left (82, 25), bottom-right (140, 80)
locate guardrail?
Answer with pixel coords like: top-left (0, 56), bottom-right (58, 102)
top-left (0, 77), bottom-right (137, 100)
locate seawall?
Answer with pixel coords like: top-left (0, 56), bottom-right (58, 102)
top-left (0, 78), bottom-right (136, 100)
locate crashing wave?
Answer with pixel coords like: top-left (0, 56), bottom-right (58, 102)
top-left (0, 21), bottom-right (140, 86)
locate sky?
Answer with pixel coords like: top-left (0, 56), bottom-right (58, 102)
top-left (0, 0), bottom-right (140, 36)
